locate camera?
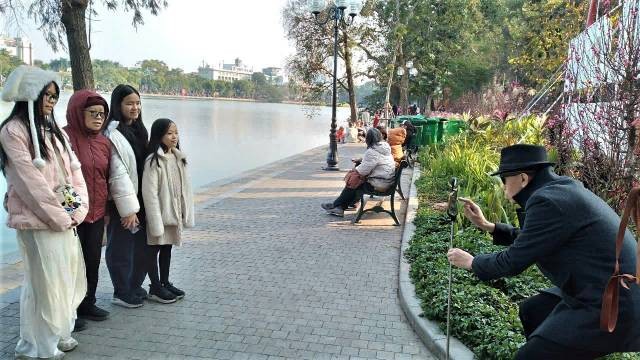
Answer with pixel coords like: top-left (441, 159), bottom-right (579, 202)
top-left (447, 177), bottom-right (458, 220)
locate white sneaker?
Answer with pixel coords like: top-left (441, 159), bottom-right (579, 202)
top-left (58, 337), bottom-right (78, 352)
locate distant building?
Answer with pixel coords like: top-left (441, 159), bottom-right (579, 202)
top-left (198, 58), bottom-right (253, 82)
top-left (0, 36), bottom-right (33, 65)
top-left (262, 67), bottom-right (283, 85)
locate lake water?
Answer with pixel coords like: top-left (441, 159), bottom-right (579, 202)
top-left (0, 94), bottom-right (348, 260)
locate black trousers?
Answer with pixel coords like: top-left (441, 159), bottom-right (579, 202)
top-left (77, 219), bottom-right (105, 308)
top-left (332, 183), bottom-right (374, 209)
top-left (105, 204), bottom-right (148, 297)
top-left (515, 292), bottom-right (609, 360)
top-left (147, 245), bottom-right (172, 287)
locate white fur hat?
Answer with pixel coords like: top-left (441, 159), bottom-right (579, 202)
top-left (1, 65), bottom-right (60, 169)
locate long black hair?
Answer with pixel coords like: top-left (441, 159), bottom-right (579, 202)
top-left (147, 118), bottom-right (186, 168)
top-left (0, 81), bottom-right (65, 173)
top-left (107, 84), bottom-right (148, 169)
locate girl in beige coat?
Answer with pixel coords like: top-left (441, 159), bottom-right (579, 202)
top-left (142, 118), bottom-right (194, 304)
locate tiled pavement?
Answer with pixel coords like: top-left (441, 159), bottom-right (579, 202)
top-left (0, 143), bottom-right (434, 360)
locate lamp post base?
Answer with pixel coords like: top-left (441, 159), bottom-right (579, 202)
top-left (324, 141), bottom-right (339, 171)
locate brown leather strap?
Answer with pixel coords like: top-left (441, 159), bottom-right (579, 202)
top-left (600, 187), bottom-right (640, 332)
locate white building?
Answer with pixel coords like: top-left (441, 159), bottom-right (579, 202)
top-left (262, 67), bottom-right (283, 85)
top-left (198, 58), bottom-right (253, 82)
top-left (0, 36), bottom-right (33, 65)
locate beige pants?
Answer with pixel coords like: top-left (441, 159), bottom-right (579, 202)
top-left (15, 228), bottom-right (86, 358)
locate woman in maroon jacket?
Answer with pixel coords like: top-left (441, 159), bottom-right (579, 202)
top-left (64, 90), bottom-right (112, 322)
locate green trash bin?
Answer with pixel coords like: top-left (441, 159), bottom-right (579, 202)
top-left (419, 118), bottom-right (439, 145)
top-left (435, 118), bottom-right (447, 143)
top-left (444, 118), bottom-right (467, 139)
top-left (393, 115), bottom-right (422, 128)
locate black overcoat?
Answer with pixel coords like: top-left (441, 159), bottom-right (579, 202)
top-left (472, 167), bottom-right (640, 352)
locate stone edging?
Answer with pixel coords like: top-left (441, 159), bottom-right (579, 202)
top-left (398, 164), bottom-right (476, 360)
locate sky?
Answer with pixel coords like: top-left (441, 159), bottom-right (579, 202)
top-left (1, 0), bottom-right (295, 73)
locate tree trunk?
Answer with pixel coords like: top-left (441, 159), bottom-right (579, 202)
top-left (61, 0), bottom-right (94, 90)
top-left (424, 94), bottom-right (432, 117)
top-left (343, 33), bottom-right (357, 125)
top-left (383, 45), bottom-right (398, 119)
top-left (383, 0), bottom-right (402, 120)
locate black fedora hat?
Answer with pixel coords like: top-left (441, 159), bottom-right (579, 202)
top-left (490, 144), bottom-right (555, 176)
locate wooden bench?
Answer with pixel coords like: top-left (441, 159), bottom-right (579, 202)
top-left (352, 160), bottom-right (409, 226)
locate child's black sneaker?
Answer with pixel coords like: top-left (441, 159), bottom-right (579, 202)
top-left (148, 284), bottom-right (177, 304)
top-left (163, 282), bottom-right (185, 299)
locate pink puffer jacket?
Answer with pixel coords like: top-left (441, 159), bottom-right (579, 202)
top-left (0, 119), bottom-right (88, 231)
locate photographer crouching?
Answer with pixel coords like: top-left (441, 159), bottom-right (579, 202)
top-left (447, 144), bottom-right (640, 359)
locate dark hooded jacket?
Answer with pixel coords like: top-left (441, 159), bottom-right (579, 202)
top-left (64, 90), bottom-right (111, 223)
top-left (472, 166), bottom-right (640, 352)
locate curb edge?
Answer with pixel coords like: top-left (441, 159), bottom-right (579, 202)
top-left (398, 164), bottom-right (476, 360)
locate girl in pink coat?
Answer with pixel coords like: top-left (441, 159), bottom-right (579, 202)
top-left (0, 66), bottom-right (88, 359)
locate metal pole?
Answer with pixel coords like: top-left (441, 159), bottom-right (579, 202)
top-left (324, 7), bottom-right (341, 171)
top-left (445, 177), bottom-right (458, 360)
top-left (446, 221), bottom-right (453, 360)
top-left (383, 0), bottom-right (402, 121)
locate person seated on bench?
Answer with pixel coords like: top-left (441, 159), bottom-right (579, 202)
top-left (321, 128), bottom-right (395, 217)
top-left (387, 127), bottom-right (406, 167)
top-left (401, 120), bottom-right (416, 148)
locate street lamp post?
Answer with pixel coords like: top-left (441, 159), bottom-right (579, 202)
top-left (309, 0), bottom-right (363, 171)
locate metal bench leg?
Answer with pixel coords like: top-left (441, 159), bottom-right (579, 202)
top-left (390, 192), bottom-right (400, 226)
top-left (353, 193), bottom-right (366, 224)
top-left (396, 182), bottom-right (405, 200)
